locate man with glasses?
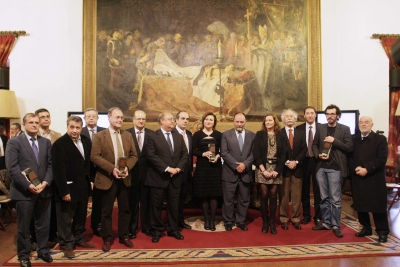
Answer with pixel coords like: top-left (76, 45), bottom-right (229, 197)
top-left (91, 107), bottom-right (138, 252)
top-left (126, 110), bottom-right (153, 239)
top-left (312, 104), bottom-right (353, 238)
top-left (81, 108), bottom-right (105, 237)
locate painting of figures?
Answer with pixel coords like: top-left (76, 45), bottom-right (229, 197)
top-left (86, 0), bottom-right (320, 121)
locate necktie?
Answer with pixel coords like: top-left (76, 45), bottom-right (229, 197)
top-left (182, 130), bottom-right (189, 151)
top-left (30, 137), bottom-right (39, 163)
top-left (74, 139), bottom-right (85, 158)
top-left (238, 132), bottom-right (243, 151)
top-left (137, 131), bottom-right (143, 151)
top-left (115, 131), bottom-right (123, 157)
top-left (166, 132), bottom-right (174, 155)
top-left (90, 129), bottom-right (95, 141)
top-left (308, 126), bottom-right (314, 157)
top-left (289, 128), bottom-right (294, 149)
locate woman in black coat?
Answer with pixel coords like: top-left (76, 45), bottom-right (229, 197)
top-left (253, 113), bottom-right (287, 234)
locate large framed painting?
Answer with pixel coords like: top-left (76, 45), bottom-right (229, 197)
top-left (83, 0), bottom-right (321, 130)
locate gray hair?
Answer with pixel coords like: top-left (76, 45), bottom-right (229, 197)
top-left (108, 107), bottom-right (122, 116)
top-left (281, 108), bottom-right (298, 122)
top-left (84, 107), bottom-right (98, 116)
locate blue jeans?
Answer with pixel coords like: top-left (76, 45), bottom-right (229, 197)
top-left (316, 168), bottom-right (342, 229)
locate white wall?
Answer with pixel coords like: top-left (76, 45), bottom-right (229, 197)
top-left (2, 0), bottom-right (83, 133)
top-left (1, 0), bottom-right (398, 134)
top-left (321, 0), bottom-right (400, 135)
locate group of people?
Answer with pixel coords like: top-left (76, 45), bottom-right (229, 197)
top-left (2, 104), bottom-right (391, 267)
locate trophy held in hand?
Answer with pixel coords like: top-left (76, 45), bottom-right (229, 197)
top-left (118, 156), bottom-right (127, 177)
top-left (208, 143), bottom-right (216, 162)
top-left (22, 168), bottom-right (42, 190)
top-left (321, 142), bottom-right (332, 159)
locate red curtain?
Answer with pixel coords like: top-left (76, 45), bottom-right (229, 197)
top-left (381, 38), bottom-right (400, 166)
top-left (0, 34), bottom-right (16, 68)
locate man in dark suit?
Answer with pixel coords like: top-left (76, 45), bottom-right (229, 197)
top-left (349, 116), bottom-right (389, 243)
top-left (312, 104), bottom-right (353, 238)
top-left (52, 116), bottom-right (95, 259)
top-left (297, 106), bottom-right (322, 226)
top-left (91, 107), bottom-right (138, 252)
top-left (221, 112), bottom-right (255, 231)
top-left (126, 110), bottom-right (153, 238)
top-left (279, 108), bottom-right (307, 231)
top-left (10, 123), bottom-right (24, 138)
top-left (144, 112), bottom-right (188, 243)
top-left (6, 113), bottom-right (53, 267)
top-left (81, 107), bottom-right (106, 237)
top-left (172, 111), bottom-right (193, 230)
top-left (0, 133), bottom-right (8, 170)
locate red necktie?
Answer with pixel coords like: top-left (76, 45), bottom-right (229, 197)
top-left (289, 128), bottom-right (294, 149)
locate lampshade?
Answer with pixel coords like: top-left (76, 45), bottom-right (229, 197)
top-left (0, 90), bottom-right (20, 118)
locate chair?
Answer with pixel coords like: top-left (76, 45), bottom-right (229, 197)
top-left (0, 197), bottom-right (15, 231)
top-left (0, 170), bottom-right (15, 231)
top-left (386, 165), bottom-right (400, 210)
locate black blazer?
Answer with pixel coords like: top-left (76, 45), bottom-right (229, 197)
top-left (144, 129), bottom-right (188, 189)
top-left (81, 126), bottom-right (106, 140)
top-left (253, 131), bottom-right (287, 175)
top-left (172, 127), bottom-right (193, 183)
top-left (0, 135), bottom-right (8, 169)
top-left (126, 127), bottom-right (154, 185)
top-left (280, 127), bottom-right (307, 178)
top-left (52, 134), bottom-right (92, 202)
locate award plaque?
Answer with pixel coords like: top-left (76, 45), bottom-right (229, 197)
top-left (321, 142), bottom-right (332, 158)
top-left (208, 143), bottom-right (216, 162)
top-left (118, 156), bottom-right (127, 177)
top-left (22, 168), bottom-right (42, 189)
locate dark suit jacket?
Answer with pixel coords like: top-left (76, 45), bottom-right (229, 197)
top-left (82, 126), bottom-right (106, 140)
top-left (221, 128), bottom-right (255, 183)
top-left (280, 127), bottom-right (307, 178)
top-left (253, 131), bottom-right (287, 175)
top-left (5, 134), bottom-right (53, 200)
top-left (126, 127), bottom-right (153, 185)
top-left (52, 133), bottom-right (92, 202)
top-left (348, 131), bottom-right (388, 212)
top-left (144, 129), bottom-right (188, 189)
top-left (312, 123), bottom-right (353, 177)
top-left (0, 135), bottom-right (8, 169)
top-left (91, 128), bottom-right (138, 190)
top-left (296, 122), bottom-right (322, 152)
top-left (172, 127), bottom-right (193, 183)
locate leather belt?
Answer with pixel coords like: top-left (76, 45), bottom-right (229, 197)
top-left (266, 159), bottom-right (277, 164)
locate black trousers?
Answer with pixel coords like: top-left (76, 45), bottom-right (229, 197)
top-left (178, 180), bottom-right (190, 224)
top-left (90, 186), bottom-right (102, 231)
top-left (129, 179), bottom-right (141, 233)
top-left (301, 157), bottom-right (321, 221)
top-left (140, 184), bottom-right (151, 231)
top-left (149, 183), bottom-right (180, 237)
top-left (100, 179), bottom-right (131, 242)
top-left (55, 196), bottom-right (88, 250)
top-left (357, 211), bottom-right (390, 236)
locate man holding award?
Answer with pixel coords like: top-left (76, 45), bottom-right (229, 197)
top-left (91, 107), bottom-right (138, 252)
top-left (312, 104), bottom-right (353, 238)
top-left (6, 113), bottom-right (53, 266)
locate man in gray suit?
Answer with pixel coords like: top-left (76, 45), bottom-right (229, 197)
top-left (312, 104), bottom-right (353, 238)
top-left (221, 112), bottom-right (255, 231)
top-left (6, 113), bottom-right (53, 267)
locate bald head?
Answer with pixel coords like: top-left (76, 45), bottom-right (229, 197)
top-left (359, 116), bottom-right (373, 136)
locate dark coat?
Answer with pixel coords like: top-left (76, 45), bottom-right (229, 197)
top-left (52, 133), bottom-right (92, 202)
top-left (280, 128), bottom-right (307, 178)
top-left (126, 127), bottom-right (154, 185)
top-left (253, 131), bottom-right (287, 175)
top-left (348, 131), bottom-right (388, 213)
top-left (144, 129), bottom-right (188, 189)
top-left (172, 127), bottom-right (193, 183)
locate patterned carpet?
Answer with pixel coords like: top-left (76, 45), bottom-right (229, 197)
top-left (3, 208), bottom-right (400, 266)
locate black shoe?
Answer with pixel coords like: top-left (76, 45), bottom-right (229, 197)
top-left (38, 253), bottom-right (53, 263)
top-left (312, 224), bottom-right (330, 230)
top-left (204, 219), bottom-right (210, 230)
top-left (19, 259), bottom-right (31, 267)
top-left (281, 222), bottom-right (289, 230)
top-left (30, 243), bottom-right (36, 252)
top-left (262, 222), bottom-right (269, 233)
top-left (210, 219), bottom-right (216, 231)
top-left (314, 218), bottom-right (322, 226)
top-left (167, 231), bottom-right (184, 240)
top-left (378, 234), bottom-right (388, 243)
top-left (152, 235), bottom-right (160, 243)
top-left (355, 228), bottom-right (372, 237)
top-left (301, 218), bottom-right (311, 225)
top-left (129, 232), bottom-right (137, 239)
top-left (141, 229), bottom-right (153, 237)
top-left (270, 222), bottom-right (277, 235)
top-left (236, 223), bottom-right (248, 231)
top-left (179, 222), bottom-right (192, 229)
top-left (225, 223), bottom-right (233, 231)
top-left (292, 222), bottom-right (302, 230)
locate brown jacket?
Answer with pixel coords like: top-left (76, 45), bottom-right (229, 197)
top-left (38, 129), bottom-right (61, 145)
top-left (91, 128), bottom-right (138, 190)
